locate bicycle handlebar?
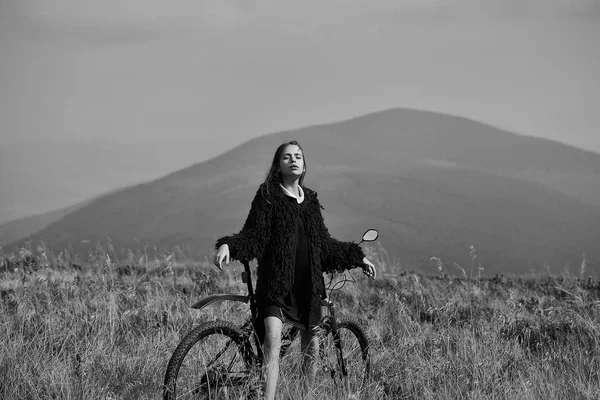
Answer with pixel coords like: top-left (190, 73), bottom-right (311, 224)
top-left (354, 261), bottom-right (368, 270)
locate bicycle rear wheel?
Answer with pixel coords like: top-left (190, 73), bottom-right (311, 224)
top-left (163, 320), bottom-right (256, 400)
top-left (317, 318), bottom-right (370, 398)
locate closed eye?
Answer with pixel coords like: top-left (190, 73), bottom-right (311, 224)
top-left (282, 153), bottom-right (303, 160)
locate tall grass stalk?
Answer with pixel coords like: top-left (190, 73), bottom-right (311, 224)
top-left (1, 243), bottom-right (599, 399)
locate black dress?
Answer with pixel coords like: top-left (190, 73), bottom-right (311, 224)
top-left (263, 196), bottom-right (312, 329)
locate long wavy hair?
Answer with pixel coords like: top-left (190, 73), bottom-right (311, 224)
top-left (261, 140), bottom-right (306, 202)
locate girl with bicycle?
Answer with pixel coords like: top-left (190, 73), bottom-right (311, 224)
top-left (214, 140), bottom-right (376, 399)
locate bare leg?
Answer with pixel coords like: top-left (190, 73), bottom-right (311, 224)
top-left (263, 317), bottom-right (283, 400)
top-left (300, 328), bottom-right (319, 396)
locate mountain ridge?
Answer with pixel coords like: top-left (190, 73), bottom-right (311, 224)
top-left (0, 140), bottom-right (208, 224)
top-left (4, 108), bottom-right (600, 276)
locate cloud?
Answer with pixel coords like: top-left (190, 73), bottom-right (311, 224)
top-left (3, 0), bottom-right (598, 48)
top-left (1, 0), bottom-right (187, 46)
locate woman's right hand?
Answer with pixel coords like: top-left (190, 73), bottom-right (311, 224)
top-left (214, 244), bottom-right (230, 271)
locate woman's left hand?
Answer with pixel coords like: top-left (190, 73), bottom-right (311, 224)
top-left (361, 257), bottom-right (377, 279)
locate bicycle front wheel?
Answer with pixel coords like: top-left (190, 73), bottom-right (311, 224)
top-left (317, 318), bottom-right (370, 398)
top-left (163, 320), bottom-right (256, 400)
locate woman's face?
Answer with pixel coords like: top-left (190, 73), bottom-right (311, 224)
top-left (278, 144), bottom-right (305, 180)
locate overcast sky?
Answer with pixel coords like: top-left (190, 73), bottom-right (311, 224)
top-left (1, 0), bottom-right (599, 158)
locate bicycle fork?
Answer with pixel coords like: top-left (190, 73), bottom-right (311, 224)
top-left (323, 300), bottom-right (349, 379)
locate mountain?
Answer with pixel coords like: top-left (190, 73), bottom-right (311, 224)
top-left (0, 140), bottom-right (208, 225)
top-left (6, 109), bottom-right (600, 275)
top-left (0, 202), bottom-right (85, 249)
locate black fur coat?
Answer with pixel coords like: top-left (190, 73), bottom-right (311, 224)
top-left (215, 181), bottom-right (365, 327)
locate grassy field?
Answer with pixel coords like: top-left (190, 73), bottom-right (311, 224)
top-left (1, 242), bottom-right (599, 399)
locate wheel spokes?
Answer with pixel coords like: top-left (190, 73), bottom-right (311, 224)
top-left (316, 324), bottom-right (369, 398)
top-left (176, 334), bottom-right (250, 399)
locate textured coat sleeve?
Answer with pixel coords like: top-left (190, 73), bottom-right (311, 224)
top-left (215, 185), bottom-right (272, 262)
top-left (314, 192), bottom-right (366, 273)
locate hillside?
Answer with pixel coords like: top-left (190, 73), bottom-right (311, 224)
top-left (0, 202), bottom-right (84, 249)
top-left (7, 109), bottom-right (600, 275)
top-left (0, 140), bottom-right (207, 225)
top-left (2, 257), bottom-right (600, 398)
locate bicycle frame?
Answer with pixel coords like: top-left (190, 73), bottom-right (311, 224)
top-left (191, 259), bottom-right (353, 377)
top-left (165, 231), bottom-right (376, 399)
top-left (190, 260), bottom-right (263, 360)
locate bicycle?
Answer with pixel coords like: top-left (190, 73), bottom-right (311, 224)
top-left (163, 229), bottom-right (379, 399)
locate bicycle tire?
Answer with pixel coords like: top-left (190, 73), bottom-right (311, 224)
top-left (163, 320), bottom-right (257, 400)
top-left (317, 317), bottom-right (371, 397)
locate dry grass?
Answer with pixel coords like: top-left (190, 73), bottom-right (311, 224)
top-left (1, 242), bottom-right (600, 399)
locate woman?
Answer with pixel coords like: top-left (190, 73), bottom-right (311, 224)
top-left (214, 140), bottom-right (376, 399)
